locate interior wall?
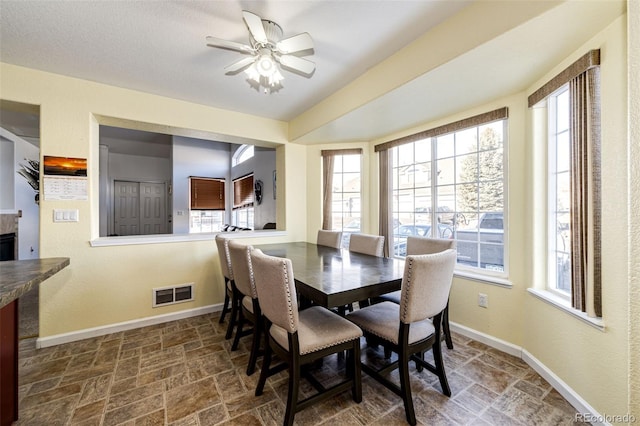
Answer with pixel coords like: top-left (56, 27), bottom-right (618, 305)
top-left (0, 62), bottom-right (289, 338)
top-left (172, 137), bottom-right (230, 234)
top-left (522, 15), bottom-right (629, 417)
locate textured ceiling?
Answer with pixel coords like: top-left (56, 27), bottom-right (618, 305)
top-left (0, 1), bottom-right (627, 145)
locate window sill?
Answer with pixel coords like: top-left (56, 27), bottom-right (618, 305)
top-left (527, 288), bottom-right (605, 331)
top-left (90, 230), bottom-right (287, 247)
top-left (454, 269), bottom-right (512, 288)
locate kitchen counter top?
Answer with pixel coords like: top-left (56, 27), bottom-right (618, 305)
top-left (0, 257), bottom-right (70, 309)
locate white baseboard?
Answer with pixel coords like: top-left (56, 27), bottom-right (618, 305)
top-left (449, 322), bottom-right (607, 426)
top-left (36, 304), bottom-right (222, 349)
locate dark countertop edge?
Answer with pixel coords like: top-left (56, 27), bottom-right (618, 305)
top-left (0, 257), bottom-right (70, 308)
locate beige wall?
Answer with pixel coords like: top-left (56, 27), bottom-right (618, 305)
top-left (522, 15), bottom-right (630, 418)
top-left (629, 0), bottom-right (640, 418)
top-left (0, 63), bottom-right (300, 336)
top-left (0, 2), bottom-right (636, 421)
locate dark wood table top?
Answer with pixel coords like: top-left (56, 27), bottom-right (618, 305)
top-left (254, 242), bottom-right (405, 309)
top-left (0, 257), bottom-right (70, 308)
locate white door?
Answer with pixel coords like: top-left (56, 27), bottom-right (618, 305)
top-left (113, 181), bottom-right (167, 236)
top-left (140, 182), bottom-right (166, 234)
top-left (114, 181), bottom-right (140, 236)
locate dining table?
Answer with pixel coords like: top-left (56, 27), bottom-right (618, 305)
top-left (253, 242), bottom-right (405, 309)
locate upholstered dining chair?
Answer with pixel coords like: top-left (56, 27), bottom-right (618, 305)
top-left (228, 240), bottom-right (262, 375)
top-left (349, 233), bottom-right (385, 257)
top-left (250, 249), bottom-right (363, 426)
top-left (316, 229), bottom-right (343, 249)
top-left (346, 249), bottom-right (457, 426)
top-left (215, 234), bottom-right (238, 340)
top-left (347, 233), bottom-right (385, 310)
top-left (377, 236), bottom-right (456, 349)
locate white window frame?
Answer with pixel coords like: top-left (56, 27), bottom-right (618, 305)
top-left (232, 144), bottom-right (254, 167)
top-left (390, 118), bottom-right (508, 278)
top-left (331, 154), bottom-right (362, 248)
top-left (546, 85), bottom-right (572, 300)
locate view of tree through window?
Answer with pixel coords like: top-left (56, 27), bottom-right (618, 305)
top-left (391, 118), bottom-right (507, 274)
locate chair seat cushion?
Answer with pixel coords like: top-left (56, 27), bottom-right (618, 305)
top-left (346, 301), bottom-right (434, 345)
top-left (377, 290), bottom-right (400, 304)
top-left (270, 306), bottom-right (362, 355)
top-left (242, 296), bottom-right (254, 313)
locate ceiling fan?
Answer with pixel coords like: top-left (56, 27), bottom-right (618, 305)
top-left (206, 11), bottom-right (315, 93)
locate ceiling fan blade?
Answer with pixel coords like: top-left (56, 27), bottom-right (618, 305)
top-left (278, 55), bottom-right (316, 75)
top-left (224, 57), bottom-right (256, 73)
top-left (276, 33), bottom-right (314, 54)
top-left (242, 11), bottom-right (268, 44)
top-left (206, 36), bottom-right (254, 54)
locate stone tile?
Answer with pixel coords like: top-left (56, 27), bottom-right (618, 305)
top-left (78, 374), bottom-right (113, 406)
top-left (20, 357), bottom-right (71, 384)
top-left (134, 408), bottom-right (165, 425)
top-left (163, 328), bottom-right (200, 348)
top-left (457, 358), bottom-right (517, 394)
top-left (165, 377), bottom-right (221, 423)
top-left (20, 382), bottom-right (83, 410)
top-left (103, 394), bottom-right (164, 426)
top-left (72, 399), bottom-right (106, 423)
top-left (15, 314), bottom-right (581, 426)
top-left (198, 403), bottom-right (229, 425)
top-left (106, 381), bottom-right (165, 411)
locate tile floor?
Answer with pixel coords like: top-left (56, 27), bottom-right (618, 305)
top-left (16, 312), bottom-right (586, 425)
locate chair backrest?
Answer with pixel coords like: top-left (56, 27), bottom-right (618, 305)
top-left (215, 234), bottom-right (233, 280)
top-left (399, 249), bottom-right (457, 324)
top-left (228, 240), bottom-right (256, 298)
top-left (317, 230), bottom-right (342, 249)
top-left (406, 236), bottom-right (456, 256)
top-left (349, 233), bottom-right (385, 257)
top-left (250, 249), bottom-right (299, 334)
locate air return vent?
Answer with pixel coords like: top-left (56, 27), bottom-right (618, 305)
top-left (153, 283), bottom-right (194, 307)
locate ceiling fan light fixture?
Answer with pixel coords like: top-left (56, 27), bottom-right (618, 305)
top-left (256, 52), bottom-right (276, 77)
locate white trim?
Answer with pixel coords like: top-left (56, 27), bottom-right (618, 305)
top-left (89, 230), bottom-right (287, 247)
top-left (521, 349), bottom-right (609, 426)
top-left (449, 321), bottom-right (607, 425)
top-left (36, 304), bottom-right (222, 348)
top-left (454, 269), bottom-right (513, 288)
top-left (527, 288), bottom-right (604, 330)
top-left (449, 322), bottom-right (521, 357)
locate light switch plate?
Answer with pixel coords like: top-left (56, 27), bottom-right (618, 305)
top-left (53, 209), bottom-right (79, 222)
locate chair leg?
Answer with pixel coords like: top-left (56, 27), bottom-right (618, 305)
top-left (399, 347), bottom-right (416, 426)
top-left (351, 341), bottom-right (362, 403)
top-left (284, 358), bottom-right (300, 426)
top-left (432, 336), bottom-right (451, 396)
top-left (225, 290), bottom-right (240, 340)
top-left (255, 339), bottom-right (272, 396)
top-left (231, 309), bottom-right (245, 351)
top-left (219, 290), bottom-right (230, 324)
top-left (443, 303), bottom-right (453, 350)
top-left (246, 317), bottom-right (261, 376)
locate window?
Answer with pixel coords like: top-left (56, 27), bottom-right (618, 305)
top-left (379, 108), bottom-right (507, 275)
top-left (232, 144), bottom-right (254, 166)
top-left (528, 49), bottom-right (601, 317)
top-left (189, 177), bottom-right (225, 233)
top-left (548, 86), bottom-right (571, 296)
top-left (233, 174), bottom-right (254, 229)
top-left (321, 149), bottom-right (363, 248)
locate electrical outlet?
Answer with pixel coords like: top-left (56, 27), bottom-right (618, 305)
top-left (478, 293), bottom-right (489, 308)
